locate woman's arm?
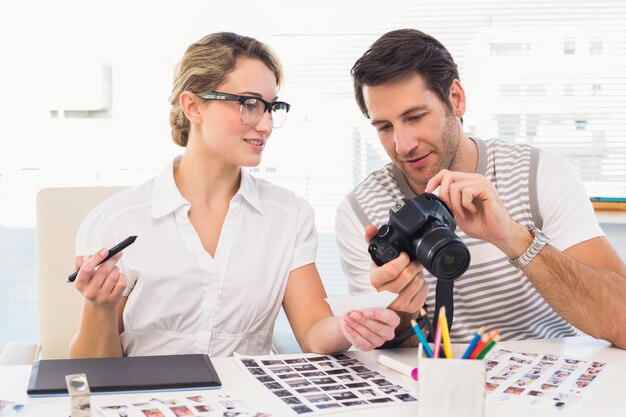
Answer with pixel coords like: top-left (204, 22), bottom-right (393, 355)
top-left (282, 263), bottom-right (399, 353)
top-left (69, 250), bottom-right (127, 358)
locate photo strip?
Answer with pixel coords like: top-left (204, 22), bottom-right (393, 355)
top-left (236, 353), bottom-right (416, 415)
top-left (483, 348), bottom-right (609, 412)
top-left (97, 393), bottom-right (276, 417)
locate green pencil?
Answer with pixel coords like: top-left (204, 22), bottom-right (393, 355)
top-left (476, 335), bottom-right (500, 359)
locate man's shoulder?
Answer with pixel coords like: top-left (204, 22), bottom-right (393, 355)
top-left (345, 163), bottom-right (403, 228)
top-left (482, 138), bottom-right (539, 173)
top-left (483, 137), bottom-right (536, 154)
top-left (352, 163), bottom-right (394, 195)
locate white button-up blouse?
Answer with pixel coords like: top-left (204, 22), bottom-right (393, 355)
top-left (75, 157), bottom-right (317, 357)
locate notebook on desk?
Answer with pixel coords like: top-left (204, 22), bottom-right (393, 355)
top-left (27, 354), bottom-right (221, 397)
top-left (590, 196), bottom-right (626, 211)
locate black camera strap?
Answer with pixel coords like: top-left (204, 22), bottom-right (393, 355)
top-left (431, 279), bottom-right (454, 341)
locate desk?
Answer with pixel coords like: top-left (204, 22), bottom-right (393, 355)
top-left (1, 336), bottom-right (624, 416)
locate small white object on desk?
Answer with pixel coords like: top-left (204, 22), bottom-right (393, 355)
top-left (377, 354), bottom-right (418, 380)
top-left (65, 373), bottom-right (91, 417)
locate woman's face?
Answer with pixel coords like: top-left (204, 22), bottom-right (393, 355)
top-left (197, 57), bottom-right (279, 167)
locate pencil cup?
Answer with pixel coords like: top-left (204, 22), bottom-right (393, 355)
top-left (417, 345), bottom-right (486, 417)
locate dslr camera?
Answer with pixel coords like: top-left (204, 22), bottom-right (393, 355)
top-left (368, 193), bottom-right (470, 281)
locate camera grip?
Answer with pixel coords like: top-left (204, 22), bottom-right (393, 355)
top-left (368, 237), bottom-right (400, 266)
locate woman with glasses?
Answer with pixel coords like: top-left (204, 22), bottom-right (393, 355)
top-left (69, 32), bottom-right (399, 358)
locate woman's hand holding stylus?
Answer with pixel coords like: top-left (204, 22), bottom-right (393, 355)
top-left (73, 250), bottom-right (127, 310)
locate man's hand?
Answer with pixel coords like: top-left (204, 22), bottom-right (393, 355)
top-left (366, 224), bottom-right (429, 315)
top-left (426, 169), bottom-right (530, 257)
top-left (340, 308), bottom-right (400, 351)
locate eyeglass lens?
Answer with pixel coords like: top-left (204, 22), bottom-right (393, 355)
top-left (240, 98), bottom-right (288, 128)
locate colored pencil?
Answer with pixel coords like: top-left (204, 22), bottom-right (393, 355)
top-left (476, 335), bottom-right (501, 359)
top-left (432, 318), bottom-right (442, 359)
top-left (469, 329), bottom-right (499, 359)
top-left (419, 307), bottom-right (446, 358)
top-left (462, 326), bottom-right (485, 359)
top-left (469, 334), bottom-right (488, 359)
top-left (410, 319), bottom-right (433, 358)
top-left (419, 307), bottom-right (436, 337)
top-left (439, 306), bottom-right (453, 359)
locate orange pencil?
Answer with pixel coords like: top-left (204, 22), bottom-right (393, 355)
top-left (470, 329), bottom-right (499, 359)
top-left (476, 335), bottom-right (501, 359)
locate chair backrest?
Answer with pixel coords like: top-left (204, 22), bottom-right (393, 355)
top-left (36, 186), bottom-right (126, 359)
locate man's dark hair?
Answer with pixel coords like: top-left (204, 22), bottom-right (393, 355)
top-left (351, 29), bottom-right (459, 118)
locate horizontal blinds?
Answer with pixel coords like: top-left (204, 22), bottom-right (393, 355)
top-left (1, 1), bottom-right (623, 297)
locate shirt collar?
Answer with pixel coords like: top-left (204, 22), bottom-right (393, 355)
top-left (151, 156), bottom-right (188, 219)
top-left (151, 156), bottom-right (264, 218)
top-left (238, 168), bottom-right (264, 215)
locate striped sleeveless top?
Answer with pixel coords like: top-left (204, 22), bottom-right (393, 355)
top-left (347, 138), bottom-right (577, 342)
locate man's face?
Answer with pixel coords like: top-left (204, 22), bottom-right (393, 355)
top-left (363, 73), bottom-right (461, 194)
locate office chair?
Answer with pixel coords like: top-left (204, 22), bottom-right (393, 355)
top-left (0, 341), bottom-right (40, 365)
top-left (36, 186), bottom-right (125, 359)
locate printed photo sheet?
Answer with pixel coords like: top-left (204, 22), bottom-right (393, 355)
top-left (484, 348), bottom-right (609, 413)
top-left (0, 399), bottom-right (27, 416)
top-left (236, 352), bottom-right (416, 415)
top-left (97, 393), bottom-right (278, 417)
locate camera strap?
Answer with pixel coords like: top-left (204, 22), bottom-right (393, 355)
top-left (430, 279), bottom-right (454, 341)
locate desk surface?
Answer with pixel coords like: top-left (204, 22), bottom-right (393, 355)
top-left (1, 336), bottom-right (624, 417)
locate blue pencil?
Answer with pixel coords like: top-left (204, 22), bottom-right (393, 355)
top-left (410, 319), bottom-right (433, 358)
top-left (461, 326), bottom-right (485, 359)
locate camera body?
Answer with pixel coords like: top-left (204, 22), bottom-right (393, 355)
top-left (368, 193), bottom-right (470, 281)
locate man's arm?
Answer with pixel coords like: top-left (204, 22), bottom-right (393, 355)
top-left (522, 234), bottom-right (626, 348)
top-left (427, 169), bottom-right (626, 349)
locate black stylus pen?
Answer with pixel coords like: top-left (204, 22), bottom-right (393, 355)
top-left (67, 235), bottom-right (137, 283)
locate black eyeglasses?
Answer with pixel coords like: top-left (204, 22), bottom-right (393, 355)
top-left (199, 91), bottom-right (290, 128)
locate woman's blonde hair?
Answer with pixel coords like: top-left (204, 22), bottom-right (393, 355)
top-left (169, 32), bottom-right (284, 146)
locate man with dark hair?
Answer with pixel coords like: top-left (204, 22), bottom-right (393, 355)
top-left (336, 29), bottom-right (626, 349)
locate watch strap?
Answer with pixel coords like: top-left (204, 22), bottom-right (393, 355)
top-left (509, 225), bottom-right (550, 269)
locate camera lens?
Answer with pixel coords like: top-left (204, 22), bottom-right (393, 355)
top-left (414, 226), bottom-right (470, 281)
top-left (431, 242), bottom-right (470, 280)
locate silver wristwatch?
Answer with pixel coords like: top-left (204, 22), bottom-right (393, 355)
top-left (509, 225), bottom-right (550, 269)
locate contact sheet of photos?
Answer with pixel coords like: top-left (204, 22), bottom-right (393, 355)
top-left (0, 399), bottom-right (27, 416)
top-left (236, 352), bottom-right (416, 415)
top-left (97, 393), bottom-right (277, 417)
top-left (484, 348), bottom-right (608, 412)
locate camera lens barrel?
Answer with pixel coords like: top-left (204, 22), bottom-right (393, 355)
top-left (414, 226), bottom-right (470, 281)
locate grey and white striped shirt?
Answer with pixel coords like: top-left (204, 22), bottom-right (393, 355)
top-left (336, 137), bottom-right (603, 342)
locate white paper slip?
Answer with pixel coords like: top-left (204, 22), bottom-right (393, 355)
top-left (325, 291), bottom-right (397, 316)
